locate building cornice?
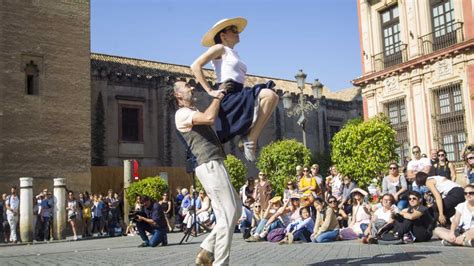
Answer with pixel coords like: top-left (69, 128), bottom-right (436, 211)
top-left (352, 38), bottom-right (474, 86)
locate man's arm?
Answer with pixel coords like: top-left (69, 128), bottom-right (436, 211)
top-left (192, 93), bottom-right (224, 125)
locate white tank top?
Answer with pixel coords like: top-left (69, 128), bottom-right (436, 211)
top-left (427, 175), bottom-right (460, 198)
top-left (211, 46), bottom-right (247, 84)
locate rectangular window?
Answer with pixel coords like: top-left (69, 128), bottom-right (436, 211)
top-left (120, 105), bottom-right (143, 142)
top-left (431, 0), bottom-right (456, 50)
top-left (433, 82), bottom-right (466, 161)
top-left (385, 98), bottom-right (409, 165)
top-left (380, 5), bottom-right (402, 68)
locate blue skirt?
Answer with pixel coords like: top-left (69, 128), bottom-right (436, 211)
top-left (215, 79), bottom-right (276, 143)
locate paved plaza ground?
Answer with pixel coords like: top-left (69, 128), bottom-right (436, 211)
top-left (1, 232), bottom-right (473, 265)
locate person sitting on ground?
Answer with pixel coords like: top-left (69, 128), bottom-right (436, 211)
top-left (348, 188), bottom-right (371, 238)
top-left (196, 191), bottom-right (213, 229)
top-left (136, 196), bottom-right (168, 248)
top-left (311, 197), bottom-right (340, 243)
top-left (365, 193), bottom-right (398, 244)
top-left (434, 184), bottom-right (474, 247)
top-left (382, 163), bottom-right (408, 210)
top-left (389, 191), bottom-right (434, 243)
top-left (416, 172), bottom-right (464, 226)
top-left (251, 202), bottom-right (262, 230)
top-left (339, 176), bottom-right (357, 211)
top-left (299, 166), bottom-right (318, 195)
top-left (238, 197), bottom-right (254, 239)
top-left (279, 206), bottom-right (314, 244)
top-left (406, 145), bottom-right (432, 180)
top-left (256, 194), bottom-right (301, 240)
top-left (246, 197), bottom-right (283, 242)
top-left (283, 180), bottom-right (298, 202)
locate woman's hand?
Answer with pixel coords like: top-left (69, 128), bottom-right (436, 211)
top-left (438, 214), bottom-right (447, 225)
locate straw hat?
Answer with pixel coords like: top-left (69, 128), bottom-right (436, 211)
top-left (270, 196), bottom-right (282, 203)
top-left (350, 188), bottom-right (368, 197)
top-left (290, 193), bottom-right (300, 200)
top-left (201, 17), bottom-right (247, 47)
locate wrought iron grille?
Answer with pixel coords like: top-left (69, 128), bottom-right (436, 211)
top-left (432, 82), bottom-right (466, 162)
top-left (385, 98), bottom-right (410, 165)
top-left (372, 44), bottom-right (408, 72)
top-left (418, 22), bottom-right (463, 55)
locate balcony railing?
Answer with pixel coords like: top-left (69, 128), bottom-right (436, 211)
top-left (418, 22), bottom-right (464, 56)
top-left (372, 44), bottom-right (408, 72)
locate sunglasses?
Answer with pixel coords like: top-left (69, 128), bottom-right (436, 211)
top-left (224, 26), bottom-right (239, 34)
top-left (438, 154), bottom-right (445, 157)
top-left (389, 167), bottom-right (397, 170)
top-left (464, 192), bottom-right (474, 196)
top-left (408, 197), bottom-right (418, 201)
top-left (412, 151), bottom-right (420, 154)
top-left (255, 205), bottom-right (261, 208)
top-left (467, 157), bottom-right (474, 160)
top-left (303, 169), bottom-right (309, 172)
top-left (328, 200), bottom-right (336, 203)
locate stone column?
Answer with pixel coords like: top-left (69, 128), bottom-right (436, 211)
top-left (53, 178), bottom-right (66, 240)
top-left (19, 177), bottom-right (34, 242)
top-left (123, 160), bottom-right (132, 225)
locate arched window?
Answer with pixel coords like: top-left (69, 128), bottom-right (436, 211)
top-left (25, 60), bottom-right (39, 95)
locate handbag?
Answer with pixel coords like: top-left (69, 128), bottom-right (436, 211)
top-left (267, 227), bottom-right (286, 243)
top-left (339, 227), bottom-right (358, 240)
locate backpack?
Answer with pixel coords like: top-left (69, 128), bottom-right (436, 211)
top-left (83, 206), bottom-right (92, 219)
top-left (267, 227), bottom-right (286, 243)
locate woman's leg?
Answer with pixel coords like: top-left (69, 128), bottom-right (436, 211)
top-left (397, 200), bottom-right (408, 210)
top-left (315, 230), bottom-right (339, 243)
top-left (246, 89), bottom-right (279, 147)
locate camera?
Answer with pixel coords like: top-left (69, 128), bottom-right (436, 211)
top-left (128, 210), bottom-right (145, 223)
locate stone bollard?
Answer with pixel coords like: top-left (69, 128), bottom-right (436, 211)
top-left (53, 178), bottom-right (66, 240)
top-left (19, 177), bottom-right (34, 242)
top-left (123, 160), bottom-right (132, 225)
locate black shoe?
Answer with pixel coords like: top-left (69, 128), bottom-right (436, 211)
top-left (162, 241), bottom-right (168, 246)
top-left (137, 242), bottom-right (148, 248)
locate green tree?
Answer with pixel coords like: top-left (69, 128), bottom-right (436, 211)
top-left (224, 154), bottom-right (247, 191)
top-left (257, 139), bottom-right (312, 196)
top-left (194, 154), bottom-right (247, 192)
top-left (330, 114), bottom-right (398, 189)
top-left (126, 176), bottom-right (168, 204)
top-left (92, 91), bottom-right (106, 166)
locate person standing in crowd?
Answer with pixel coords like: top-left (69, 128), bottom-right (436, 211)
top-left (311, 197), bottom-right (340, 243)
top-left (299, 166), bottom-right (318, 195)
top-left (191, 17), bottom-right (278, 162)
top-left (407, 145), bottom-right (432, 180)
top-left (5, 186), bottom-right (19, 243)
top-left (434, 184), bottom-right (474, 247)
top-left (240, 176), bottom-right (255, 203)
top-left (327, 166), bottom-right (343, 201)
top-left (1, 193), bottom-right (9, 243)
top-left (0, 193), bottom-right (4, 243)
top-left (463, 145), bottom-right (474, 184)
top-left (40, 191), bottom-right (53, 241)
top-left (159, 192), bottom-right (173, 232)
top-left (254, 172), bottom-right (272, 214)
top-left (66, 191), bottom-right (79, 240)
top-left (80, 192), bottom-right (92, 238)
top-left (136, 196), bottom-right (168, 248)
top-left (91, 194), bottom-right (103, 236)
top-left (34, 189), bottom-right (47, 241)
top-left (174, 186), bottom-right (184, 229)
top-left (415, 172), bottom-right (464, 225)
top-left (433, 149), bottom-right (456, 182)
top-left (172, 80), bottom-right (241, 264)
top-left (310, 164), bottom-right (325, 196)
top-left (295, 165), bottom-right (304, 185)
top-left (430, 148), bottom-right (439, 167)
top-left (382, 163), bottom-right (408, 209)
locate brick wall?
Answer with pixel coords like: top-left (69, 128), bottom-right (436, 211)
top-left (0, 0), bottom-right (91, 192)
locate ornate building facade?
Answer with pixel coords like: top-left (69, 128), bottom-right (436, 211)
top-left (353, 0), bottom-right (474, 164)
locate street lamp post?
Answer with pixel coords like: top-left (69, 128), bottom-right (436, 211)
top-left (282, 69), bottom-right (323, 148)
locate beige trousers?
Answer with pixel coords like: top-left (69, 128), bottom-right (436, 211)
top-left (195, 160), bottom-right (241, 265)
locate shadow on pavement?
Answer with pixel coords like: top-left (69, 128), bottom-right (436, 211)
top-left (309, 251), bottom-right (441, 265)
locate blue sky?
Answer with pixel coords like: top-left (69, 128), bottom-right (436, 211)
top-left (91, 0), bottom-right (361, 91)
